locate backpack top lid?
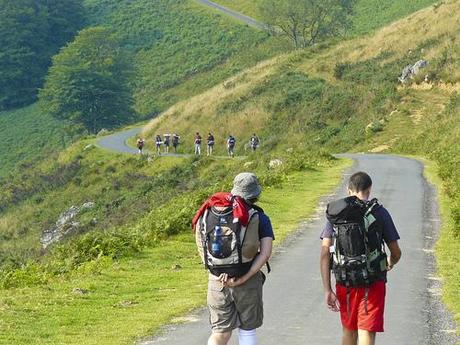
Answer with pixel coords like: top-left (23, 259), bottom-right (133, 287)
top-left (326, 196), bottom-right (378, 224)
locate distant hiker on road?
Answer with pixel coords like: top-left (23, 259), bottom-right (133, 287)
top-left (207, 132), bottom-right (215, 156)
top-left (155, 135), bottom-right (162, 155)
top-left (172, 133), bottom-right (180, 153)
top-left (163, 133), bottom-right (171, 153)
top-left (136, 138), bottom-right (145, 154)
top-left (194, 132), bottom-right (202, 155)
top-left (192, 172), bottom-right (274, 345)
top-left (227, 135), bottom-right (236, 157)
top-left (250, 134), bottom-right (260, 152)
top-left (320, 171), bottom-right (402, 345)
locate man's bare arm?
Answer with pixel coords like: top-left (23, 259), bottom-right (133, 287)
top-left (320, 237), bottom-right (339, 312)
top-left (320, 238), bottom-right (332, 292)
top-left (387, 240), bottom-right (401, 270)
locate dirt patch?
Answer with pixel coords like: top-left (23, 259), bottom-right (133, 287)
top-left (398, 82), bottom-right (460, 93)
top-left (369, 145), bottom-right (390, 153)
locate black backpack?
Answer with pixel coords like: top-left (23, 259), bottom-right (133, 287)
top-left (326, 196), bottom-right (387, 287)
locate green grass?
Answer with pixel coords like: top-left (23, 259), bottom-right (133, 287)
top-left (0, 159), bottom-right (350, 345)
top-left (0, 0), bottom-right (459, 340)
top-left (351, 0), bottom-right (438, 35)
top-left (84, 0), bottom-right (285, 114)
top-left (0, 141), bottom-right (192, 267)
top-left (422, 159), bottom-right (460, 338)
top-left (212, 0), bottom-right (438, 35)
top-left (0, 0), bottom-right (287, 179)
top-left (210, 0), bottom-right (261, 19)
top-left (0, 105), bottom-right (69, 178)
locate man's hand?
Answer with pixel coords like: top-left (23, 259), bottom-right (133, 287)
top-left (325, 290), bottom-right (340, 312)
top-left (218, 273), bottom-right (229, 284)
top-left (387, 240), bottom-right (401, 271)
top-left (225, 276), bottom-right (247, 287)
top-left (387, 258), bottom-right (394, 271)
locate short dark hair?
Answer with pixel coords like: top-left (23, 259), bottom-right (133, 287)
top-left (348, 171), bottom-right (372, 192)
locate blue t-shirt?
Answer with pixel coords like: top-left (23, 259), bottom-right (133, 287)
top-left (320, 205), bottom-right (400, 243)
top-left (259, 212), bottom-right (275, 240)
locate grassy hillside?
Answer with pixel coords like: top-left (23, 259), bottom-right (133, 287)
top-left (212, 0), bottom-right (438, 34)
top-left (0, 105), bottom-right (70, 178)
top-left (84, 0), bottom-right (286, 114)
top-left (144, 0), bottom-right (460, 331)
top-left (0, 161), bottom-right (349, 345)
top-left (0, 0), bottom-right (458, 343)
top-left (0, 0), bottom-right (286, 178)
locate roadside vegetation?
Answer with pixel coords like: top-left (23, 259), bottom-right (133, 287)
top-left (0, 160), bottom-right (349, 345)
top-left (212, 0), bottom-right (438, 35)
top-left (0, 0), bottom-right (458, 343)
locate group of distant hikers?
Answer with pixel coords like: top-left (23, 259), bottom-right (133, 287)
top-left (136, 133), bottom-right (180, 155)
top-left (136, 132), bottom-right (260, 157)
top-left (193, 171), bottom-right (401, 345)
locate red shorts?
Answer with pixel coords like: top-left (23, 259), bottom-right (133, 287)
top-left (336, 280), bottom-right (386, 332)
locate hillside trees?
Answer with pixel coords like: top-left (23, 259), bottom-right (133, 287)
top-left (43, 0), bottom-right (86, 49)
top-left (0, 0), bottom-right (85, 110)
top-left (259, 0), bottom-right (356, 48)
top-left (39, 27), bottom-right (135, 133)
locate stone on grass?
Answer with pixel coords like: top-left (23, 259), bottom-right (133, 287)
top-left (269, 159), bottom-right (283, 169)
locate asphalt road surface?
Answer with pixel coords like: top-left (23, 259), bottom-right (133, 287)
top-left (97, 127), bottom-right (143, 154)
top-left (138, 154), bottom-right (458, 345)
top-left (195, 0), bottom-right (267, 30)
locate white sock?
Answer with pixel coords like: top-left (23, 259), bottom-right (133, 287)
top-left (238, 328), bottom-right (257, 345)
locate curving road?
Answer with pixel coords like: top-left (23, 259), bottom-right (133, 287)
top-left (137, 154), bottom-right (458, 345)
top-left (97, 127), bottom-right (143, 154)
top-left (195, 0), bottom-right (267, 30)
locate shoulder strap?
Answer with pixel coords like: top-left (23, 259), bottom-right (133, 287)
top-left (364, 198), bottom-right (381, 232)
top-left (251, 204), bottom-right (264, 214)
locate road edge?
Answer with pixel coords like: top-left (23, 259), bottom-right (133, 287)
top-left (417, 156), bottom-right (460, 344)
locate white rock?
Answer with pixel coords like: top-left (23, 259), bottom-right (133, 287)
top-left (269, 159), bottom-right (283, 169)
top-left (81, 202), bottom-right (95, 209)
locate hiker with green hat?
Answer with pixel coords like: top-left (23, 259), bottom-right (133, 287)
top-left (192, 172), bottom-right (274, 345)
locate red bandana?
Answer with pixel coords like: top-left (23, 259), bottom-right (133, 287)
top-left (192, 192), bottom-right (249, 232)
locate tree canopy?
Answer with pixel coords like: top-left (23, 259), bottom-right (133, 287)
top-left (39, 27), bottom-right (135, 133)
top-left (0, 0), bottom-right (85, 110)
top-left (259, 0), bottom-right (356, 48)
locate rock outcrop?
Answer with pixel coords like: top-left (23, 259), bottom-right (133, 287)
top-left (398, 60), bottom-right (428, 83)
top-left (41, 202), bottom-right (95, 249)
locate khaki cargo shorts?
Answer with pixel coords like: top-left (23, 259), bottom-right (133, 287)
top-left (207, 271), bottom-right (265, 333)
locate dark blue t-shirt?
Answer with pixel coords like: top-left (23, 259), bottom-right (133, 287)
top-left (259, 212), bottom-right (275, 240)
top-left (320, 205), bottom-right (400, 243)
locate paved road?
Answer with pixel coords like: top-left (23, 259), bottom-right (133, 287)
top-left (97, 127), bottom-right (143, 154)
top-left (195, 0), bottom-right (267, 30)
top-left (138, 154), bottom-right (458, 345)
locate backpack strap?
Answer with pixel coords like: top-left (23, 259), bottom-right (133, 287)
top-left (364, 198), bottom-right (380, 232)
top-left (200, 210), bottom-right (210, 270)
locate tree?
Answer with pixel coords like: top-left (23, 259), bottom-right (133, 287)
top-left (0, 0), bottom-right (49, 109)
top-left (39, 27), bottom-right (135, 133)
top-left (259, 0), bottom-right (356, 48)
top-left (0, 0), bottom-right (85, 110)
top-left (43, 0), bottom-right (86, 49)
